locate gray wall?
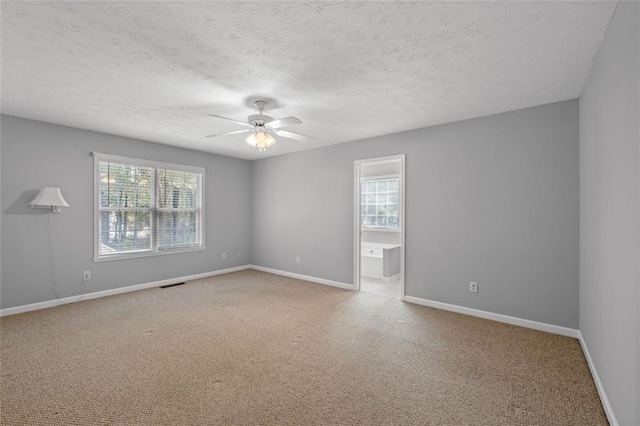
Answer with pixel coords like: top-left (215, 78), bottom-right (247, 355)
top-left (2, 101), bottom-right (581, 330)
top-left (579, 1), bottom-right (639, 425)
top-left (253, 100), bottom-right (579, 328)
top-left (1, 115), bottom-right (252, 309)
top-left (0, 119), bottom-right (2, 299)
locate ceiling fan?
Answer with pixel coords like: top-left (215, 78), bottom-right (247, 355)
top-left (206, 100), bottom-right (314, 151)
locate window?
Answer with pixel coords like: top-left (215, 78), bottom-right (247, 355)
top-left (94, 153), bottom-right (204, 261)
top-left (361, 176), bottom-right (400, 231)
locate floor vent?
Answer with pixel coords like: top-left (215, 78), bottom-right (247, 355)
top-left (160, 282), bottom-right (187, 289)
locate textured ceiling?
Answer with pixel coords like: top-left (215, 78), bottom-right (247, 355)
top-left (1, 1), bottom-right (616, 160)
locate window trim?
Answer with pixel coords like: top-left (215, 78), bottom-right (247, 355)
top-left (360, 173), bottom-right (401, 233)
top-left (92, 153), bottom-right (206, 262)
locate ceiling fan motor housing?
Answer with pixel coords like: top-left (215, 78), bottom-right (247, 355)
top-left (248, 114), bottom-right (273, 127)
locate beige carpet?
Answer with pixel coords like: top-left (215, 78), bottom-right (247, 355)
top-left (1, 270), bottom-right (607, 425)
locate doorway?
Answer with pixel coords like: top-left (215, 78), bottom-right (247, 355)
top-left (353, 155), bottom-right (405, 300)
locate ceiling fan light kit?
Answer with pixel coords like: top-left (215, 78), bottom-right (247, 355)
top-left (206, 100), bottom-right (314, 152)
top-left (246, 130), bottom-right (276, 151)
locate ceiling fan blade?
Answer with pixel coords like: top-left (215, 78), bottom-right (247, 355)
top-left (205, 129), bottom-right (252, 138)
top-left (275, 130), bottom-right (315, 143)
top-left (265, 116), bottom-right (302, 129)
top-left (207, 114), bottom-right (253, 128)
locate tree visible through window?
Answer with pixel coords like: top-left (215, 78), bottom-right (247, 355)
top-left (95, 154), bottom-right (204, 260)
top-left (361, 177), bottom-right (399, 230)
top-left (157, 169), bottom-right (200, 249)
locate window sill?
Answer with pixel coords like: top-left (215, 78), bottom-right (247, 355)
top-left (362, 227), bottom-right (400, 233)
top-left (93, 245), bottom-right (205, 262)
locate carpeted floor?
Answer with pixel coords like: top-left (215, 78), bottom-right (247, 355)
top-left (1, 270), bottom-right (607, 425)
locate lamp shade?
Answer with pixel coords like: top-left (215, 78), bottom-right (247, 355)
top-left (246, 130), bottom-right (276, 151)
top-left (30, 187), bottom-right (70, 213)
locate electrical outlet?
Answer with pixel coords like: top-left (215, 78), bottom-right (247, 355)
top-left (237, 251), bottom-right (242, 257)
top-left (221, 253), bottom-right (226, 260)
top-left (469, 281), bottom-right (478, 293)
top-left (295, 256), bottom-right (300, 264)
top-left (83, 271), bottom-right (92, 280)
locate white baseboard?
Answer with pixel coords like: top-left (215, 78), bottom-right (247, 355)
top-left (0, 265), bottom-right (252, 317)
top-left (249, 265), bottom-right (355, 291)
top-left (577, 332), bottom-right (619, 426)
top-left (404, 296), bottom-right (580, 338)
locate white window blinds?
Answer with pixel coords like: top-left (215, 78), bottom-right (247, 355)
top-left (95, 154), bottom-right (204, 261)
top-left (99, 161), bottom-right (154, 255)
top-left (156, 168), bottom-right (201, 250)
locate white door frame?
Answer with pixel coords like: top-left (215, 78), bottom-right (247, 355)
top-left (353, 154), bottom-right (406, 300)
